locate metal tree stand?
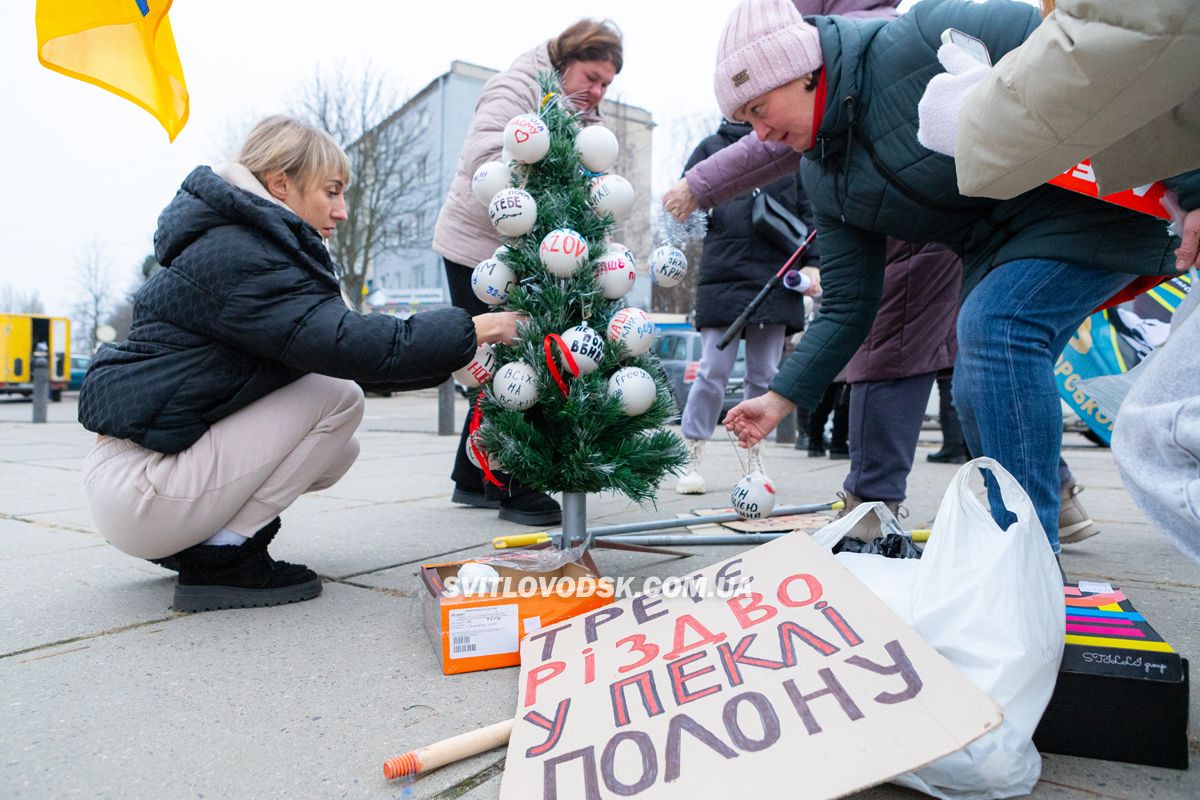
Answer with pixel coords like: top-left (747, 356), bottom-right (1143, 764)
top-left (542, 494), bottom-right (838, 554)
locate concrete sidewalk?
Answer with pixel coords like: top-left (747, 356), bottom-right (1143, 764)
top-left (1, 391), bottom-right (1195, 799)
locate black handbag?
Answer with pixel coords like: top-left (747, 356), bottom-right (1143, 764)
top-left (751, 189), bottom-right (809, 254)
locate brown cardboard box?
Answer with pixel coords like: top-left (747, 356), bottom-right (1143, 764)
top-left (420, 552), bottom-right (613, 675)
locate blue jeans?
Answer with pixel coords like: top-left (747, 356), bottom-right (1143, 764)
top-left (953, 259), bottom-right (1134, 553)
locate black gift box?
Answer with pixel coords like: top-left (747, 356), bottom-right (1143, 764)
top-left (1034, 583), bottom-right (1189, 770)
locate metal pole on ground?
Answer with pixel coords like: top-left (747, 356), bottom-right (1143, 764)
top-left (31, 345), bottom-right (49, 424)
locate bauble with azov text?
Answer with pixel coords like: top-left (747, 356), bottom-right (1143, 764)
top-left (539, 228), bottom-right (589, 278)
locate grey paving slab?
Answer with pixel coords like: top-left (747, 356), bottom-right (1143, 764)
top-left (0, 524), bottom-right (178, 656)
top-left (0, 583), bottom-right (519, 800)
top-left (1, 394), bottom-right (1197, 800)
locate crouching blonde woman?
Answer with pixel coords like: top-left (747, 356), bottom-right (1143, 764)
top-left (79, 116), bottom-right (521, 613)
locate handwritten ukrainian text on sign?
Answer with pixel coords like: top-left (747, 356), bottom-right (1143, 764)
top-left (500, 533), bottom-right (1002, 800)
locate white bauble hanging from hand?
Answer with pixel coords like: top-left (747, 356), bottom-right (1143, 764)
top-left (539, 228), bottom-right (589, 278)
top-left (471, 161), bottom-right (513, 206)
top-left (502, 114), bottom-right (551, 164)
top-left (470, 258), bottom-right (517, 305)
top-left (488, 188), bottom-right (538, 237)
top-left (493, 361), bottom-right (539, 411)
top-left (649, 245), bottom-right (689, 288)
top-left (559, 324), bottom-right (605, 375)
top-left (731, 473), bottom-right (776, 520)
top-left (589, 174), bottom-right (635, 221)
top-left (452, 343), bottom-right (497, 388)
top-left (575, 125), bottom-right (619, 173)
top-left (595, 243), bottom-right (637, 300)
top-left (607, 367), bottom-right (657, 416)
top-left (606, 307), bottom-right (655, 356)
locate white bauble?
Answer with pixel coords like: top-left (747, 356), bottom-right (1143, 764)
top-left (606, 307), bottom-right (655, 356)
top-left (731, 473), bottom-right (777, 520)
top-left (607, 367), bottom-right (657, 416)
top-left (575, 125), bottom-right (619, 173)
top-left (595, 243), bottom-right (637, 300)
top-left (648, 245), bottom-right (689, 288)
top-left (493, 361), bottom-right (539, 411)
top-left (559, 324), bottom-right (605, 375)
top-left (471, 161), bottom-right (512, 206)
top-left (488, 188), bottom-right (538, 238)
top-left (589, 174), bottom-right (635, 221)
top-left (539, 228), bottom-right (589, 278)
top-left (465, 429), bottom-right (504, 471)
top-left (470, 258), bottom-right (517, 306)
top-left (502, 114), bottom-right (551, 164)
top-left (456, 562), bottom-right (501, 594)
top-left (452, 343), bottom-right (498, 388)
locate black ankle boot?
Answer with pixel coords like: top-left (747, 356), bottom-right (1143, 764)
top-left (927, 444), bottom-right (970, 464)
top-left (499, 492), bottom-right (562, 526)
top-left (172, 518), bottom-right (322, 612)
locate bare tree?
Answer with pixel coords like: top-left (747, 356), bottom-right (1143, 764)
top-left (0, 285), bottom-right (45, 314)
top-left (296, 64), bottom-right (435, 310)
top-left (72, 242), bottom-right (113, 355)
top-left (105, 255), bottom-right (159, 341)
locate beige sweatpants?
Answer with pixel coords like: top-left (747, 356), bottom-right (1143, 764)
top-left (83, 374), bottom-right (364, 559)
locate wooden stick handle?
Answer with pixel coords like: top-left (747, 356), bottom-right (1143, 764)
top-left (384, 719), bottom-right (514, 780)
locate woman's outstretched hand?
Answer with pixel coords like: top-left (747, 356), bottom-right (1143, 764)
top-left (473, 312), bottom-right (526, 345)
top-left (724, 390), bottom-right (796, 448)
top-left (662, 177), bottom-right (701, 221)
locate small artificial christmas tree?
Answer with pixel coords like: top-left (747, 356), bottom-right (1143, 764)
top-left (467, 74), bottom-right (687, 518)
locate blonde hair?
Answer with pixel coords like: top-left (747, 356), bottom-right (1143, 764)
top-left (1040, 0), bottom-right (1056, 18)
top-left (238, 115), bottom-right (351, 190)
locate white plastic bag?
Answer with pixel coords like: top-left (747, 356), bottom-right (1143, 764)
top-left (813, 459), bottom-right (1064, 800)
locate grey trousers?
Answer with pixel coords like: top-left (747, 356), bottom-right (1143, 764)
top-left (844, 372), bottom-right (938, 503)
top-left (681, 324), bottom-right (786, 440)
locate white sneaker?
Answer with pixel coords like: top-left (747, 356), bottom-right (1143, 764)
top-left (746, 443), bottom-right (770, 482)
top-left (675, 439), bottom-right (707, 494)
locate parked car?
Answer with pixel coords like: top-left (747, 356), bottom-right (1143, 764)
top-left (67, 354), bottom-right (91, 392)
top-left (652, 330), bottom-right (745, 421)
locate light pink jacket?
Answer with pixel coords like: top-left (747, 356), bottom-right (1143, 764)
top-left (432, 43), bottom-right (600, 267)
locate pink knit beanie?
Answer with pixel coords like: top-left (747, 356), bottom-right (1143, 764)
top-left (714, 0), bottom-right (824, 120)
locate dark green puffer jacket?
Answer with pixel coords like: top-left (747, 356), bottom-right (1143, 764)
top-left (772, 0), bottom-right (1187, 411)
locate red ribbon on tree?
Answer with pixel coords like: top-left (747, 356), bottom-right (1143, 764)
top-left (542, 333), bottom-right (580, 398)
top-left (468, 394), bottom-right (505, 489)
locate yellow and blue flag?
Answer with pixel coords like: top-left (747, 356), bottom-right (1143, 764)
top-left (35, 0), bottom-right (189, 141)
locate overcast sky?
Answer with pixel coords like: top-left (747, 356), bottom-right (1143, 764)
top-left (2, 0), bottom-right (1024, 317)
top-left (1, 0), bottom-right (756, 316)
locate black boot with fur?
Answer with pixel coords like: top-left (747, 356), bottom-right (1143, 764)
top-left (171, 518), bottom-right (322, 612)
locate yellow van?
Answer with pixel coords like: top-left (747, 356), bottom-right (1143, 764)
top-left (0, 314), bottom-right (70, 401)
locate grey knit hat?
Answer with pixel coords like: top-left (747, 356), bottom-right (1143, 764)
top-left (714, 0), bottom-right (824, 120)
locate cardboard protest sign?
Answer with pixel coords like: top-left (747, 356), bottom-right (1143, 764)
top-left (500, 532), bottom-right (1002, 800)
top-left (1048, 160), bottom-right (1171, 220)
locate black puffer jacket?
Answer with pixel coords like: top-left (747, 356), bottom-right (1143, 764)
top-left (79, 166), bottom-right (476, 454)
top-left (686, 121), bottom-right (813, 331)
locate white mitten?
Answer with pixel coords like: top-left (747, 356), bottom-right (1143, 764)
top-left (917, 43), bottom-right (991, 157)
